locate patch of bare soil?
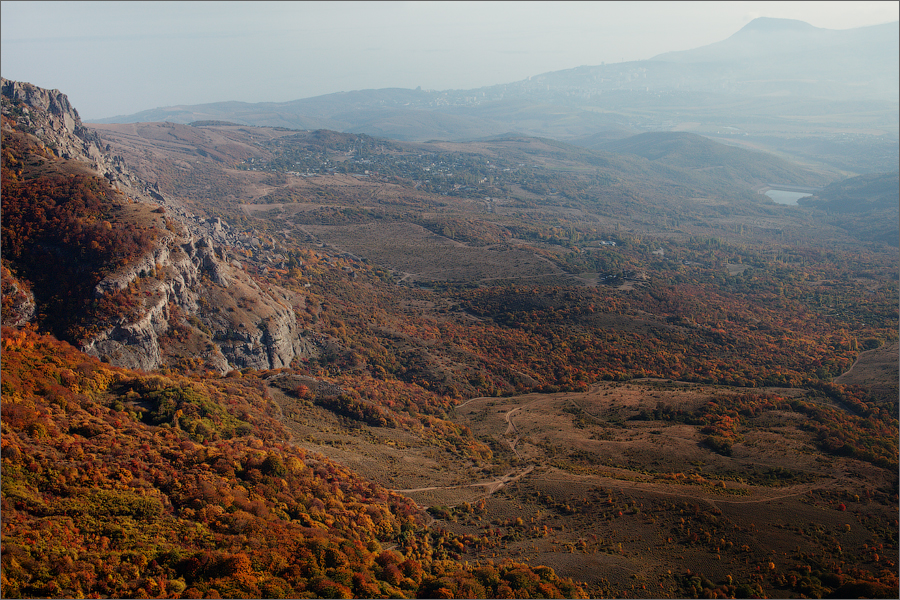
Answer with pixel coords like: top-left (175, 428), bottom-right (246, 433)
top-left (302, 222), bottom-right (568, 284)
top-left (835, 341), bottom-right (899, 402)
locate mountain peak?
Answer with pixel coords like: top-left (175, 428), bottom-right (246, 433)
top-left (733, 17), bottom-right (818, 35)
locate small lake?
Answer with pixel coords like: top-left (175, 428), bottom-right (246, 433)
top-left (765, 189), bottom-right (812, 206)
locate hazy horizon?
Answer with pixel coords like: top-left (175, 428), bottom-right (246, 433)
top-left (2, 1), bottom-right (898, 121)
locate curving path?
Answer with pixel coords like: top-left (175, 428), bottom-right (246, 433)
top-left (393, 465), bottom-right (534, 497)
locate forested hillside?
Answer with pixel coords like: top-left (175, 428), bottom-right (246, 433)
top-left (1, 327), bottom-right (585, 599)
top-left (1, 81), bottom-right (586, 600)
top-left (1, 120), bottom-right (156, 340)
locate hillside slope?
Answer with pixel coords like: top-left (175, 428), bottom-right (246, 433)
top-left (1, 326), bottom-right (585, 599)
top-left (798, 172), bottom-right (900, 247)
top-left (573, 131), bottom-right (828, 188)
top-left (1, 79), bottom-right (316, 373)
top-left (1, 79), bottom-right (588, 599)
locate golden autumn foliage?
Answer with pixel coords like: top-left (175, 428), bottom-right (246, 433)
top-left (1, 128), bottom-right (157, 342)
top-left (3, 82), bottom-right (897, 599)
top-left (1, 327), bottom-right (585, 598)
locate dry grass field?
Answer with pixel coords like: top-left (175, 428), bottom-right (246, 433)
top-left (836, 341), bottom-right (899, 401)
top-left (268, 378), bottom-right (897, 598)
top-left (303, 222), bottom-right (566, 285)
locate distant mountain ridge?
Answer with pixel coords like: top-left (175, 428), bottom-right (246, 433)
top-left (89, 17), bottom-right (898, 174)
top-left (574, 131), bottom-right (827, 187)
top-left (651, 19), bottom-right (897, 98)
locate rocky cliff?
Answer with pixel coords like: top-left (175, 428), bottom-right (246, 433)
top-left (1, 266), bottom-right (36, 328)
top-left (2, 78), bottom-right (121, 180)
top-left (1, 78), bottom-right (319, 372)
top-left (83, 224), bottom-right (318, 373)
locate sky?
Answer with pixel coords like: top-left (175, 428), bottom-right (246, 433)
top-left (2, 1), bottom-right (898, 121)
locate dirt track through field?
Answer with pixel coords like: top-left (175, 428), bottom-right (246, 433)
top-left (450, 387), bottom-right (851, 510)
top-left (394, 465), bottom-right (534, 496)
top-left (267, 377), bottom-right (897, 596)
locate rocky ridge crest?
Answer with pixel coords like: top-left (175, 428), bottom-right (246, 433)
top-left (1, 78), bottom-right (123, 180)
top-left (1, 78), bottom-right (319, 372)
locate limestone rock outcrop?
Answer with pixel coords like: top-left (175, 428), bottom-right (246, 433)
top-left (81, 226), bottom-right (319, 373)
top-left (1, 268), bottom-right (37, 328)
top-left (2, 77), bottom-right (319, 373)
top-left (1, 78), bottom-right (153, 203)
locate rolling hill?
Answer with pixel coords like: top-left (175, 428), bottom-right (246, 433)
top-left (91, 18), bottom-right (899, 174)
top-left (798, 172), bottom-right (900, 247)
top-left (572, 131), bottom-right (829, 188)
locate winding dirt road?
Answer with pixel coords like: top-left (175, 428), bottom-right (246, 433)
top-left (393, 465), bottom-right (534, 496)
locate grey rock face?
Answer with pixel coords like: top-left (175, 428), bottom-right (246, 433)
top-left (1, 78), bottom-right (319, 373)
top-left (0, 275), bottom-right (37, 327)
top-left (83, 231), bottom-right (318, 373)
top-left (1, 78), bottom-right (137, 190)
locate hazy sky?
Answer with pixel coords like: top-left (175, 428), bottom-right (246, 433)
top-left (2, 1), bottom-right (898, 120)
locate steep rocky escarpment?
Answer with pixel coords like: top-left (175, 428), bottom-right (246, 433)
top-left (1, 78), bottom-right (319, 372)
top-left (83, 225), bottom-right (318, 373)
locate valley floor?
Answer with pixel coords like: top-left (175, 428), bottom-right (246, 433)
top-left (269, 369), bottom-right (898, 598)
